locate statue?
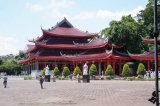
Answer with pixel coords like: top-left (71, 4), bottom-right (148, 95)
top-left (83, 63), bottom-right (88, 75)
top-left (102, 71), bottom-right (104, 76)
top-left (45, 65), bottom-right (50, 76)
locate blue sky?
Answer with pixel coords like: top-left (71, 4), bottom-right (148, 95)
top-left (0, 0), bottom-right (148, 55)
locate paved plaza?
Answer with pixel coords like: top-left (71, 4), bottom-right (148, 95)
top-left (0, 79), bottom-right (155, 106)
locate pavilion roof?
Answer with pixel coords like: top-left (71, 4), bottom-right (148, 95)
top-left (19, 44), bottom-right (35, 54)
top-left (128, 51), bottom-right (155, 61)
top-left (142, 36), bottom-right (160, 44)
top-left (18, 48), bottom-right (131, 64)
top-left (36, 18), bottom-right (98, 41)
top-left (34, 38), bottom-right (123, 50)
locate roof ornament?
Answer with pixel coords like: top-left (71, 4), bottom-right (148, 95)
top-left (73, 41), bottom-right (86, 46)
top-left (140, 35), bottom-right (144, 40)
top-left (105, 37), bottom-right (109, 42)
top-left (89, 39), bottom-right (93, 43)
top-left (73, 41), bottom-right (78, 45)
top-left (105, 49), bottom-right (109, 53)
top-left (40, 26), bottom-right (44, 31)
top-left (126, 50), bottom-right (133, 56)
top-left (61, 50), bottom-right (88, 57)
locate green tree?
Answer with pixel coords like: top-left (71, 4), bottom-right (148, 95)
top-left (89, 64), bottom-right (98, 75)
top-left (15, 53), bottom-right (27, 60)
top-left (0, 58), bottom-right (3, 65)
top-left (137, 0), bottom-right (159, 37)
top-left (137, 63), bottom-right (146, 76)
top-left (62, 66), bottom-right (70, 77)
top-left (1, 60), bottom-right (22, 75)
top-left (122, 64), bottom-right (131, 77)
top-left (101, 15), bottom-right (146, 53)
top-left (53, 66), bottom-right (59, 76)
top-left (105, 64), bottom-right (114, 76)
top-left (73, 66), bottom-right (82, 76)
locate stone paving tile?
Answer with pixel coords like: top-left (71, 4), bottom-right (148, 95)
top-left (0, 80), bottom-right (155, 106)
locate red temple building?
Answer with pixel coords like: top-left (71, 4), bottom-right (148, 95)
top-left (18, 18), bottom-right (132, 77)
top-left (129, 37), bottom-right (160, 72)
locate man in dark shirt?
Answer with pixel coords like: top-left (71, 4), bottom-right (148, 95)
top-left (39, 75), bottom-right (44, 89)
top-left (3, 74), bottom-right (7, 88)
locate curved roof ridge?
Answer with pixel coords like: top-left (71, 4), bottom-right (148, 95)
top-left (73, 27), bottom-right (98, 36)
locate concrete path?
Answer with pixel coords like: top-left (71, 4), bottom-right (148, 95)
top-left (0, 80), bottom-right (155, 106)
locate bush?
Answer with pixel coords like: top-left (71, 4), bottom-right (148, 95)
top-left (122, 64), bottom-right (131, 77)
top-left (24, 76), bottom-right (32, 80)
top-left (73, 66), bottom-right (82, 76)
top-left (127, 76), bottom-right (136, 81)
top-left (53, 66), bottom-right (59, 76)
top-left (137, 63), bottom-right (146, 76)
top-left (105, 76), bottom-right (111, 80)
top-left (62, 66), bottom-right (70, 77)
top-left (105, 64), bottom-right (114, 76)
top-left (89, 64), bottom-right (98, 76)
top-left (42, 68), bottom-right (46, 77)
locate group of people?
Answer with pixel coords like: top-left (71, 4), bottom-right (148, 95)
top-left (38, 63), bottom-right (89, 88)
top-left (0, 63), bottom-right (89, 89)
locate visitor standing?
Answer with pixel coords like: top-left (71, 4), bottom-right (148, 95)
top-left (39, 75), bottom-right (44, 89)
top-left (3, 74), bottom-right (7, 88)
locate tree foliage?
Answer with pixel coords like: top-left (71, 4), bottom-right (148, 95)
top-left (137, 63), bottom-right (146, 75)
top-left (105, 64), bottom-right (114, 76)
top-left (0, 60), bottom-right (22, 75)
top-left (42, 68), bottom-right (46, 77)
top-left (100, 0), bottom-right (160, 53)
top-left (101, 15), bottom-right (147, 53)
top-left (0, 58), bottom-right (3, 65)
top-left (137, 0), bottom-right (160, 37)
top-left (53, 66), bottom-right (59, 76)
top-left (122, 64), bottom-right (131, 77)
top-left (73, 66), bottom-right (82, 76)
top-left (89, 64), bottom-right (98, 75)
top-left (14, 53), bottom-right (27, 60)
top-left (62, 66), bottom-right (70, 77)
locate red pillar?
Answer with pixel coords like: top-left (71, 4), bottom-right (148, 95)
top-left (148, 61), bottom-right (151, 72)
top-left (82, 63), bottom-right (84, 75)
top-left (119, 60), bottom-right (122, 74)
top-left (112, 61), bottom-right (115, 74)
top-left (104, 62), bottom-right (106, 73)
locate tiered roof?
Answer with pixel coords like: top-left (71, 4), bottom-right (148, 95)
top-left (36, 18), bottom-right (97, 41)
top-left (19, 18), bottom-right (130, 64)
top-left (18, 48), bottom-right (131, 64)
top-left (131, 36), bottom-right (160, 61)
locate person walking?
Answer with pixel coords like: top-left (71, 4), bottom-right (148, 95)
top-left (3, 74), bottom-right (7, 88)
top-left (39, 75), bottom-right (44, 89)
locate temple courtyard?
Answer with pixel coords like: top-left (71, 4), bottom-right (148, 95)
top-left (0, 79), bottom-right (155, 106)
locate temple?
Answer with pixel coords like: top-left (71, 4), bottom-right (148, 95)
top-left (18, 18), bottom-right (132, 77)
top-left (128, 37), bottom-right (159, 72)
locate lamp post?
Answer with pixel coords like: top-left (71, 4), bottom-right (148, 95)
top-left (154, 0), bottom-right (159, 106)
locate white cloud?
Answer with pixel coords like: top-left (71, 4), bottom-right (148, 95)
top-left (27, 0), bottom-right (144, 23)
top-left (30, 4), bottom-right (45, 12)
top-left (50, 10), bottom-right (70, 19)
top-left (49, 0), bottom-right (74, 9)
top-left (73, 12), bottom-right (96, 20)
top-left (73, 5), bottom-right (144, 21)
top-left (131, 6), bottom-right (144, 17)
top-left (0, 36), bottom-right (19, 55)
top-left (27, 0), bottom-right (74, 12)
